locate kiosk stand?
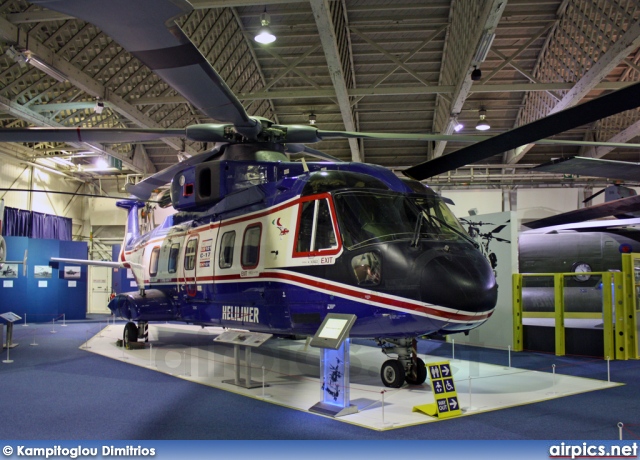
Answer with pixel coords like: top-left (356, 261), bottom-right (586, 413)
top-left (309, 314), bottom-right (358, 418)
top-left (2, 312), bottom-right (21, 364)
top-left (214, 330), bottom-right (272, 389)
top-left (1, 312), bottom-right (21, 349)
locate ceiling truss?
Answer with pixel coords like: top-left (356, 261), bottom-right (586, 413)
top-left (0, 0), bottom-right (635, 189)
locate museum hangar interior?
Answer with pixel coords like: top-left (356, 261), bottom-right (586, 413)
top-left (0, 0), bottom-right (640, 440)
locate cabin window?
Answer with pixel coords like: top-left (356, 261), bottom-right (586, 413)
top-left (184, 238), bottom-right (198, 271)
top-left (168, 243), bottom-right (180, 274)
top-left (295, 198), bottom-right (338, 255)
top-left (241, 225), bottom-right (261, 269)
top-left (219, 231), bottom-right (236, 269)
top-left (149, 247), bottom-right (160, 277)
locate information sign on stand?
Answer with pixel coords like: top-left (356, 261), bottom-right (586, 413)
top-left (413, 360), bottom-right (462, 418)
top-left (1, 312), bottom-right (21, 350)
top-left (214, 330), bottom-right (272, 389)
top-left (309, 314), bottom-right (358, 418)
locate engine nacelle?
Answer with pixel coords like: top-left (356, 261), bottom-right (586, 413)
top-left (108, 289), bottom-right (178, 321)
top-left (171, 160), bottom-right (223, 211)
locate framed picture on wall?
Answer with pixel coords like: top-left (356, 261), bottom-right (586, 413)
top-left (34, 265), bottom-right (52, 279)
top-left (0, 264), bottom-right (18, 278)
top-left (63, 266), bottom-right (81, 279)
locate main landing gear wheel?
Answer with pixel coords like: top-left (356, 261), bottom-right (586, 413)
top-left (123, 322), bottom-right (138, 349)
top-left (381, 359), bottom-right (405, 388)
top-left (405, 357), bottom-right (427, 385)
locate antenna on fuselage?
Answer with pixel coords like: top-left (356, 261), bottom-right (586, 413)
top-left (301, 157), bottom-right (309, 173)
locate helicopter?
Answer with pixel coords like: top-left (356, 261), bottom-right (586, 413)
top-left (3, 0), bottom-right (640, 388)
top-left (458, 219), bottom-right (511, 273)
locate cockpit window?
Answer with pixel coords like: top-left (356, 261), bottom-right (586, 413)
top-left (302, 171), bottom-right (388, 196)
top-left (411, 195), bottom-right (467, 235)
top-left (334, 191), bottom-right (467, 249)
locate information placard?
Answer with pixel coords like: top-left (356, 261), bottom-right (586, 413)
top-left (309, 314), bottom-right (356, 350)
top-left (214, 330), bottom-right (272, 347)
top-left (0, 312), bottom-right (21, 323)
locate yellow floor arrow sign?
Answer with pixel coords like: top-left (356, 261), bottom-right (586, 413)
top-left (413, 360), bottom-right (462, 418)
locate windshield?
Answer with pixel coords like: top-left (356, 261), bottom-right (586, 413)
top-left (334, 191), bottom-right (468, 249)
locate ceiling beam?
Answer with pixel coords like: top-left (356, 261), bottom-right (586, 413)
top-left (433, 0), bottom-right (507, 159)
top-left (310, 0), bottom-right (361, 162)
top-left (506, 17), bottom-right (640, 165)
top-left (5, 11), bottom-right (74, 24)
top-left (237, 81), bottom-right (633, 101)
top-left (190, 0), bottom-right (305, 8)
top-left (0, 15), bottom-right (198, 169)
top-left (581, 119), bottom-right (640, 159)
top-left (0, 93), bottom-right (151, 173)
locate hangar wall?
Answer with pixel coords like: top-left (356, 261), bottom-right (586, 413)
top-left (0, 236), bottom-right (88, 321)
top-left (440, 187), bottom-right (618, 226)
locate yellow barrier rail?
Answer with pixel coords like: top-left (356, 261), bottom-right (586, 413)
top-left (512, 271), bottom-right (626, 359)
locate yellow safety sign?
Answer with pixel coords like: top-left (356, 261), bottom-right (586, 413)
top-left (413, 360), bottom-right (462, 418)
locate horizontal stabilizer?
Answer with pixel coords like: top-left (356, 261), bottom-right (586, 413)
top-left (50, 257), bottom-right (123, 268)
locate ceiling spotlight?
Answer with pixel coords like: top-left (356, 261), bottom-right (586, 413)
top-left (94, 100), bottom-right (104, 114)
top-left (254, 10), bottom-right (276, 44)
top-left (308, 113), bottom-right (317, 125)
top-left (471, 66), bottom-right (482, 81)
top-left (476, 108), bottom-right (490, 131)
top-left (95, 156), bottom-right (110, 170)
top-left (453, 117), bottom-right (463, 132)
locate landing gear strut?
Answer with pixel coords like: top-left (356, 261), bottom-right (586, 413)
top-left (377, 337), bottom-right (426, 388)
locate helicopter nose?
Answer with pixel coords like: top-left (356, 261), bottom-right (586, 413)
top-left (420, 250), bottom-right (497, 313)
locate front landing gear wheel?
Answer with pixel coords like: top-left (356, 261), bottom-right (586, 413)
top-left (123, 322), bottom-right (138, 349)
top-left (405, 357), bottom-right (427, 385)
top-left (381, 359), bottom-right (405, 388)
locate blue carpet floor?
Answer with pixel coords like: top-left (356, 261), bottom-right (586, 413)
top-left (0, 319), bottom-right (639, 440)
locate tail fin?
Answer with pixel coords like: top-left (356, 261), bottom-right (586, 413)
top-left (116, 200), bottom-right (146, 251)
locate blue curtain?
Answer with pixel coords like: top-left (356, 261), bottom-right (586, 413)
top-left (3, 207), bottom-right (31, 237)
top-left (3, 207), bottom-right (72, 241)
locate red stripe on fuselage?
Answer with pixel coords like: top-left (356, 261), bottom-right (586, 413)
top-left (142, 270), bottom-right (492, 323)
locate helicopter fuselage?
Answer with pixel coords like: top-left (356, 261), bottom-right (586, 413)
top-left (108, 160), bottom-right (497, 340)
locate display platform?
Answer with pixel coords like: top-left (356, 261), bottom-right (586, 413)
top-left (83, 324), bottom-right (621, 431)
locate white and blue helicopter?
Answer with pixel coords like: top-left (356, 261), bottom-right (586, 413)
top-left (3, 0), bottom-right (640, 387)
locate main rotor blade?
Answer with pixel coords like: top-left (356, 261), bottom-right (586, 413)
top-left (0, 127), bottom-right (184, 144)
top-left (524, 194), bottom-right (640, 229)
top-left (125, 145), bottom-right (223, 200)
top-left (403, 81), bottom-right (640, 180)
top-left (315, 130), bottom-right (640, 149)
top-left (534, 156), bottom-right (640, 182)
top-left (317, 130), bottom-right (487, 143)
top-left (32, 0), bottom-right (259, 137)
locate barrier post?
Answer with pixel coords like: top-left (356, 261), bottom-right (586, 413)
top-left (512, 274), bottom-right (523, 351)
top-left (553, 274), bottom-right (565, 356)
